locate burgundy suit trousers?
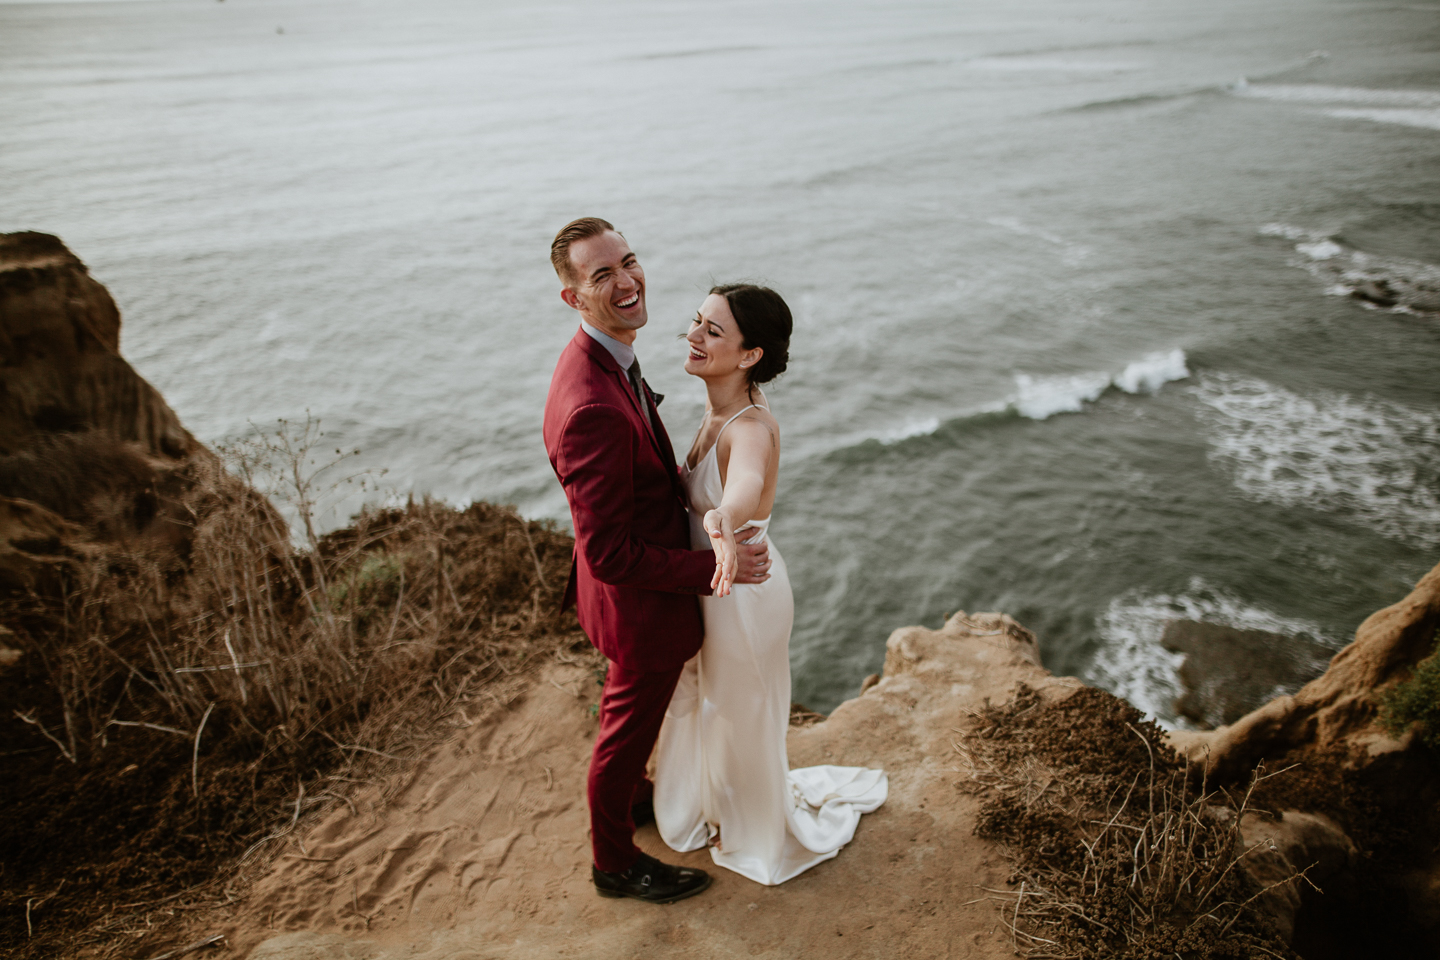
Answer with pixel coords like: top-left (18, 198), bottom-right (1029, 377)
top-left (588, 659), bottom-right (684, 873)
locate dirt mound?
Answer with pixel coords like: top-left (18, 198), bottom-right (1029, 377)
top-left (156, 612), bottom-right (1060, 960)
top-left (0, 233), bottom-right (599, 959)
top-left (1, 495), bottom-right (578, 959)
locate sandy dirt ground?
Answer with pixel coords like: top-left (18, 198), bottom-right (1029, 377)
top-left (215, 614), bottom-right (1070, 960)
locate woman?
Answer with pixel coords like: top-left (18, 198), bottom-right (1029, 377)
top-left (653, 283), bottom-right (887, 886)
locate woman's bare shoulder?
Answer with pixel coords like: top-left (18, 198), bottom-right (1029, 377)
top-left (724, 406), bottom-right (779, 451)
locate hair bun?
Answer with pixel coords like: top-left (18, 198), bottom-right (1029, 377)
top-left (710, 283), bottom-right (792, 385)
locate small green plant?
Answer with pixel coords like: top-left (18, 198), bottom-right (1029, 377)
top-left (1379, 628), bottom-right (1440, 749)
top-left (329, 552), bottom-right (405, 607)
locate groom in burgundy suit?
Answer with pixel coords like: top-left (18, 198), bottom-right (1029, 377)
top-left (542, 217), bottom-right (770, 903)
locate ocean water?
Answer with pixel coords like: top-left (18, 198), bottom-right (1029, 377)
top-left (3, 0), bottom-right (1437, 719)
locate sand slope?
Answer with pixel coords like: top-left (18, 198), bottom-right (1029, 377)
top-left (225, 613), bottom-right (1063, 960)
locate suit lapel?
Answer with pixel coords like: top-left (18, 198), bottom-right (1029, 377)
top-left (641, 380), bottom-right (688, 499)
top-left (574, 330), bottom-right (670, 468)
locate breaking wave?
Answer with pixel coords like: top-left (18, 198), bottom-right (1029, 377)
top-left (859, 349), bottom-right (1191, 448)
top-left (1011, 349), bottom-right (1190, 420)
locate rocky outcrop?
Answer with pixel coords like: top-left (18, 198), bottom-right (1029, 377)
top-left (1161, 620), bottom-right (1331, 729)
top-left (1169, 560), bottom-right (1440, 780)
top-left (1238, 811), bottom-right (1357, 943)
top-left (1170, 560), bottom-right (1440, 954)
top-left (0, 232), bottom-right (214, 587)
top-left (0, 231), bottom-right (195, 461)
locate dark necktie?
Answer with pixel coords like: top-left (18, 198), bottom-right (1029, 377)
top-left (627, 358), bottom-right (653, 429)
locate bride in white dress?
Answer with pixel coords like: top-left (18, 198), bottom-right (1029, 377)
top-left (653, 283), bottom-right (887, 886)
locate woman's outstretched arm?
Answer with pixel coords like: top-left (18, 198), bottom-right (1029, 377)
top-left (703, 414), bottom-right (777, 596)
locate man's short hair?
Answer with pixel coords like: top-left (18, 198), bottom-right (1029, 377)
top-left (551, 217), bottom-right (616, 287)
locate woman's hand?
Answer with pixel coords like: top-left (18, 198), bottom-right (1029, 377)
top-left (703, 508), bottom-right (738, 597)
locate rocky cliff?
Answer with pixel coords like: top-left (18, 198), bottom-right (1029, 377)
top-left (0, 231), bottom-right (195, 460)
top-left (1171, 562), bottom-right (1440, 781)
top-left (1169, 560), bottom-right (1440, 954)
top-left (0, 231), bottom-right (211, 591)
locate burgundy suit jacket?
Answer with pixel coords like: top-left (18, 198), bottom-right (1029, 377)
top-left (543, 328), bottom-right (714, 673)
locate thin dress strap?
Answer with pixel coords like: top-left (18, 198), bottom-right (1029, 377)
top-left (685, 402), bottom-right (767, 471)
top-left (717, 403), bottom-right (759, 436)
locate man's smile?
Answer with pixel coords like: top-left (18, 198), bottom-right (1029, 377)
top-left (615, 292), bottom-right (640, 309)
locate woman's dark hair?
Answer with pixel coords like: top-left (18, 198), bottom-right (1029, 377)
top-left (710, 283), bottom-right (792, 387)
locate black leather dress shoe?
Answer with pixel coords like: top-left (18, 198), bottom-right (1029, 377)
top-left (630, 798), bottom-right (655, 828)
top-left (593, 853), bottom-right (712, 904)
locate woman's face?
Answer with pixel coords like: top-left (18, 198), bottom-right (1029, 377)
top-left (684, 293), bottom-right (760, 380)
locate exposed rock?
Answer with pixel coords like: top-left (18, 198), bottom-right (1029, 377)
top-left (1161, 619), bottom-right (1331, 729)
top-left (0, 231), bottom-right (196, 461)
top-left (0, 495), bottom-right (86, 592)
top-left (1284, 232), bottom-right (1440, 317)
top-left (1168, 560), bottom-right (1440, 781)
top-left (1349, 279), bottom-right (1398, 308)
top-left (1168, 560), bottom-right (1440, 954)
top-left (0, 232), bottom-right (224, 586)
top-left (1239, 810), bottom-right (1357, 942)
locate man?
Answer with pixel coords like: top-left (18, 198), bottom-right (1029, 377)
top-left (542, 217), bottom-right (771, 904)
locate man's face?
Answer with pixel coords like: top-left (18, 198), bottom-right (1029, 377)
top-left (561, 231), bottom-right (647, 342)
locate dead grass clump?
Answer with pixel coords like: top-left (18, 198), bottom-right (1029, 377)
top-left (0, 422), bottom-right (583, 958)
top-left (961, 685), bottom-right (1301, 959)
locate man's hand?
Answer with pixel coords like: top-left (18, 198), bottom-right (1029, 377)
top-left (732, 538), bottom-right (771, 586)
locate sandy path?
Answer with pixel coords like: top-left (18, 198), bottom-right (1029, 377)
top-left (223, 614), bottom-right (1060, 960)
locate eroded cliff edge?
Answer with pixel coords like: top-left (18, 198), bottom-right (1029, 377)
top-left (1170, 560), bottom-right (1440, 952)
top-left (0, 230), bottom-right (211, 593)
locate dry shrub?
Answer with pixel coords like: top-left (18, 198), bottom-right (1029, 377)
top-left (0, 421), bottom-right (583, 957)
top-left (960, 685), bottom-right (1301, 959)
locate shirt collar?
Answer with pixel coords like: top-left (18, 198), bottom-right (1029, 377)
top-left (579, 320), bottom-right (636, 371)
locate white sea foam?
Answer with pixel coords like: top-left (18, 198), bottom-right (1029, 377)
top-left (1229, 83), bottom-right (1440, 132)
top-left (1194, 373), bottom-right (1440, 547)
top-left (1234, 84), bottom-right (1440, 107)
top-left (1114, 348), bottom-right (1190, 394)
top-left (1259, 223), bottom-right (1311, 241)
top-left (865, 351), bottom-right (1189, 446)
top-left (1012, 371), bottom-right (1112, 419)
top-left (1087, 583), bottom-right (1331, 725)
top-left (1296, 239), bottom-right (1343, 260)
top-left (882, 415), bottom-right (942, 443)
top-left (1012, 349), bottom-right (1190, 420)
top-left (1324, 107), bottom-right (1440, 132)
top-left (1259, 225), bottom-right (1440, 314)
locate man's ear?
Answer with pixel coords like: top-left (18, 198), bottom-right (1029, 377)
top-left (560, 287), bottom-right (581, 310)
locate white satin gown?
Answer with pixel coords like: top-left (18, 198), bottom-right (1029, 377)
top-left (653, 406), bottom-right (887, 885)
